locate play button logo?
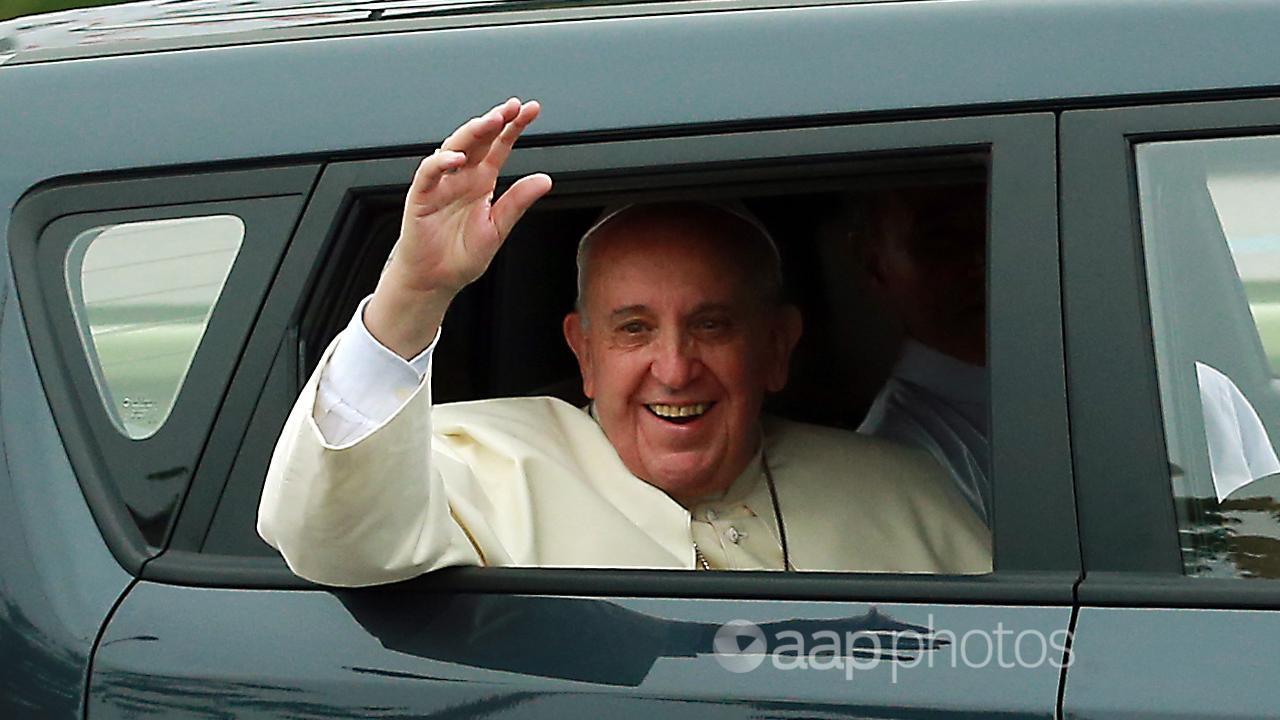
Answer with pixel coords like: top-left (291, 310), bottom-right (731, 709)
top-left (713, 619), bottom-right (768, 673)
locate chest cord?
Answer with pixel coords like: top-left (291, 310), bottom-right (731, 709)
top-left (694, 451), bottom-right (792, 571)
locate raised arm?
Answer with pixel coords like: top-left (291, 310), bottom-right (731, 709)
top-left (258, 101), bottom-right (551, 585)
top-left (365, 98), bottom-right (553, 358)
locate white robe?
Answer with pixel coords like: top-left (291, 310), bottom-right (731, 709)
top-left (258, 338), bottom-right (992, 587)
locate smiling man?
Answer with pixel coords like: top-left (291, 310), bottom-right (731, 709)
top-left (563, 203), bottom-right (798, 508)
top-left (257, 99), bottom-right (990, 586)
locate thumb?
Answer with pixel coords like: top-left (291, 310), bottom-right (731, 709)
top-left (492, 173), bottom-right (553, 240)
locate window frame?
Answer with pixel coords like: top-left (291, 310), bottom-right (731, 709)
top-left (1062, 96), bottom-right (1280, 609)
top-left (152, 113), bottom-right (1078, 603)
top-left (8, 164), bottom-right (320, 573)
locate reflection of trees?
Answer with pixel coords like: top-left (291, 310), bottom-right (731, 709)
top-left (91, 667), bottom-right (542, 720)
top-left (340, 591), bottom-right (948, 688)
top-left (2, 0), bottom-right (126, 24)
top-left (1178, 495), bottom-right (1280, 578)
top-left (86, 591), bottom-right (995, 718)
top-left (0, 593), bottom-right (83, 716)
top-left (1, 480), bottom-right (95, 717)
top-left (90, 670), bottom-right (1021, 720)
top-left (88, 594), bottom-right (951, 719)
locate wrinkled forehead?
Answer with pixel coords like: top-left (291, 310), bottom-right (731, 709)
top-left (596, 213), bottom-right (743, 260)
top-left (579, 203), bottom-right (778, 309)
top-left (586, 215), bottom-right (756, 300)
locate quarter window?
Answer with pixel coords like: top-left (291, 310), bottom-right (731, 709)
top-left (66, 215), bottom-right (244, 439)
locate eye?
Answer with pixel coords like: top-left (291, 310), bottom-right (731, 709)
top-left (620, 321), bottom-right (648, 335)
top-left (693, 316), bottom-right (731, 335)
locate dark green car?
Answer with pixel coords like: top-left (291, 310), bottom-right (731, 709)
top-left (4, 0), bottom-right (1280, 717)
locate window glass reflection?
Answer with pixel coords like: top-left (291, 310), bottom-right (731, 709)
top-left (66, 215), bottom-right (244, 439)
top-left (1138, 137), bottom-right (1280, 578)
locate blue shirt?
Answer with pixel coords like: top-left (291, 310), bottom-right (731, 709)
top-left (859, 340), bottom-right (991, 527)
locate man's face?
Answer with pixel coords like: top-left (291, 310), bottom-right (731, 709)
top-left (870, 193), bottom-right (986, 365)
top-left (563, 213), bottom-right (800, 506)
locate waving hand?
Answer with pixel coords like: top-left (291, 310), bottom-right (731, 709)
top-left (367, 99), bottom-right (552, 358)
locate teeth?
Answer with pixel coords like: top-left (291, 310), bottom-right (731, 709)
top-left (648, 403), bottom-right (709, 418)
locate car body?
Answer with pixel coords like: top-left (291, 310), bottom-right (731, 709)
top-left (4, 0), bottom-right (1280, 717)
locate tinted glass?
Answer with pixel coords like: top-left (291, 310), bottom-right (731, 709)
top-left (66, 215), bottom-right (244, 439)
top-left (1137, 136), bottom-right (1280, 578)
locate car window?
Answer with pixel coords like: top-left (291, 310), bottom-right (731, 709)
top-left (269, 173), bottom-right (996, 576)
top-left (1137, 135), bottom-right (1280, 578)
top-left (11, 166), bottom-right (316, 555)
top-left (66, 215), bottom-right (244, 440)
top-left (193, 115), bottom-right (1072, 588)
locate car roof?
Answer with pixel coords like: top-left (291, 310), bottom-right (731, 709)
top-left (0, 0), bottom-right (872, 64)
top-left (2, 0), bottom-right (504, 58)
top-left (3, 0), bottom-right (1280, 216)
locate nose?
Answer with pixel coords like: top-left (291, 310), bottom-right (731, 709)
top-left (649, 329), bottom-right (701, 390)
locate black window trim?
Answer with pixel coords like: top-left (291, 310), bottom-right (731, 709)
top-left (7, 164), bottom-right (321, 575)
top-left (162, 112), bottom-right (1077, 602)
top-left (1062, 96), bottom-right (1280, 609)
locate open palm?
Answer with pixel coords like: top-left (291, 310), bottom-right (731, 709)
top-left (367, 99), bottom-right (552, 358)
top-left (394, 98), bottom-right (552, 295)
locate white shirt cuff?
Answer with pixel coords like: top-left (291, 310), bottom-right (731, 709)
top-left (313, 295), bottom-right (439, 444)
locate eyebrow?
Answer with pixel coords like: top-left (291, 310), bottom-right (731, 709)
top-left (689, 303), bottom-right (735, 316)
top-left (608, 305), bottom-right (651, 324)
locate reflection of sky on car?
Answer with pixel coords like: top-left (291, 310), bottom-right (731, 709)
top-left (0, 0), bottom-right (501, 55)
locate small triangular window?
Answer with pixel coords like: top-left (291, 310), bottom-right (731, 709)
top-left (66, 215), bottom-right (244, 439)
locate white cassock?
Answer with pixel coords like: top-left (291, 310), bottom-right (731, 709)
top-left (258, 301), bottom-right (992, 587)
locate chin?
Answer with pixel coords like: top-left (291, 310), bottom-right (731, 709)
top-left (643, 456), bottom-right (719, 499)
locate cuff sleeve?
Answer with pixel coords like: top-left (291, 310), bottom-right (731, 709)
top-left (313, 295), bottom-right (439, 445)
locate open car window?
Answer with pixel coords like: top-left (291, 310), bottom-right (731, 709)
top-left (233, 158), bottom-right (1005, 579)
top-left (169, 114), bottom-right (1072, 595)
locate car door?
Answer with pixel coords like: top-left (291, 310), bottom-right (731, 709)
top-left (83, 108), bottom-right (1077, 718)
top-left (1061, 98), bottom-right (1280, 718)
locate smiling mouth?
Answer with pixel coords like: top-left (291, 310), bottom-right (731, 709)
top-left (645, 402), bottom-right (714, 425)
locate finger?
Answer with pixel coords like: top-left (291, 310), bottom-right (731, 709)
top-left (440, 99), bottom-right (520, 167)
top-left (484, 100), bottom-right (541, 171)
top-left (492, 96), bottom-right (522, 123)
top-left (406, 150), bottom-right (467, 210)
top-left (492, 173), bottom-right (553, 239)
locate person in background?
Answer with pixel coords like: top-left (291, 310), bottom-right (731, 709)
top-left (857, 185), bottom-right (992, 526)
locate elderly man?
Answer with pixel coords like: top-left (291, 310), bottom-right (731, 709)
top-left (258, 99), bottom-right (989, 586)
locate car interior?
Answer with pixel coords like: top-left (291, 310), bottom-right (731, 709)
top-left (299, 169), bottom-right (990, 433)
top-left (198, 159), bottom-right (994, 560)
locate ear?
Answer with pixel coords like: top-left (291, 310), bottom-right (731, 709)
top-left (765, 304), bottom-right (803, 393)
top-left (562, 312), bottom-right (595, 399)
top-left (860, 239), bottom-right (889, 290)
